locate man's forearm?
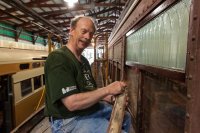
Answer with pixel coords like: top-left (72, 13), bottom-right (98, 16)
top-left (61, 81), bottom-right (126, 111)
top-left (62, 87), bottom-right (109, 111)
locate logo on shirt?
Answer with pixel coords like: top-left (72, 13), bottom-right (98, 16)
top-left (82, 64), bottom-right (95, 88)
top-left (62, 86), bottom-right (77, 94)
top-left (84, 73), bottom-right (94, 87)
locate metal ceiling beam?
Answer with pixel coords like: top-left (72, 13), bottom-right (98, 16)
top-left (39, 9), bottom-right (88, 16)
top-left (0, 17), bottom-right (15, 21)
top-left (0, 0), bottom-right (50, 16)
top-left (27, 21), bottom-right (70, 29)
top-left (28, 3), bottom-right (125, 8)
top-left (95, 16), bottom-right (119, 19)
top-left (3, 14), bottom-right (119, 21)
top-left (0, 15), bottom-right (27, 21)
top-left (39, 6), bottom-right (122, 16)
top-left (89, 7), bottom-right (122, 16)
top-left (98, 22), bottom-right (115, 26)
top-left (1, 0), bottom-right (65, 35)
top-left (0, 9), bottom-right (27, 23)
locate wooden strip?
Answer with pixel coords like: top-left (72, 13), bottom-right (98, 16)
top-left (107, 92), bottom-right (126, 133)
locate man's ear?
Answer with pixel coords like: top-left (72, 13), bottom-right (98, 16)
top-left (69, 28), bottom-right (75, 36)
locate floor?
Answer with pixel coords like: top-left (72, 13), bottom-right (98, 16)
top-left (31, 117), bottom-right (51, 133)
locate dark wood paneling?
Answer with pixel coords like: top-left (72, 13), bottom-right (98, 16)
top-left (185, 0), bottom-right (200, 133)
top-left (140, 71), bottom-right (186, 133)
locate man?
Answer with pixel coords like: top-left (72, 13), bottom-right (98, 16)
top-left (44, 16), bottom-right (131, 133)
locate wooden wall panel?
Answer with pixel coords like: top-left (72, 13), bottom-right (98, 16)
top-left (140, 72), bottom-right (186, 133)
top-left (108, 47), bottom-right (113, 59)
top-left (126, 68), bottom-right (140, 117)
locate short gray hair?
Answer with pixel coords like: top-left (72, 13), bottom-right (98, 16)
top-left (70, 16), bottom-right (97, 32)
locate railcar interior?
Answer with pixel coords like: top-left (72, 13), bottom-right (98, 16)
top-left (0, 0), bottom-right (200, 133)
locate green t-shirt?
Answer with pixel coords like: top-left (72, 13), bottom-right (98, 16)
top-left (44, 46), bottom-right (99, 118)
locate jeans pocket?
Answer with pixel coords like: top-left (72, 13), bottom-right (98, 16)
top-left (60, 117), bottom-right (78, 133)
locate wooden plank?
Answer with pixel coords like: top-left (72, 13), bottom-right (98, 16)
top-left (107, 92), bottom-right (127, 133)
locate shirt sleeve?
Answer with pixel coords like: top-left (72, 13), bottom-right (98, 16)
top-left (46, 52), bottom-right (79, 104)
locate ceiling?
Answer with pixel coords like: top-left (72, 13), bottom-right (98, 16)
top-left (0, 0), bottom-right (128, 44)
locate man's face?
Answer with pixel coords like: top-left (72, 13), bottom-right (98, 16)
top-left (70, 18), bottom-right (95, 50)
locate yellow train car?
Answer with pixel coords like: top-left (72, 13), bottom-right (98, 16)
top-left (0, 48), bottom-right (47, 132)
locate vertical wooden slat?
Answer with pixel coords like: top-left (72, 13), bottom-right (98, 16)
top-left (105, 33), bottom-right (109, 85)
top-left (94, 37), bottom-right (97, 81)
top-left (48, 33), bottom-right (52, 53)
top-left (185, 0), bottom-right (200, 133)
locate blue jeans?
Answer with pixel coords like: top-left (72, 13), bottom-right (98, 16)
top-left (50, 102), bottom-right (131, 133)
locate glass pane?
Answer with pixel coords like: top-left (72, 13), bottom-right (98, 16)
top-left (43, 74), bottom-right (45, 85)
top-left (21, 79), bottom-right (32, 96)
top-left (126, 0), bottom-right (190, 71)
top-left (34, 76), bottom-right (42, 90)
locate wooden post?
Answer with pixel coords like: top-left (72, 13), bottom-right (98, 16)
top-left (48, 33), bottom-right (52, 53)
top-left (57, 36), bottom-right (63, 47)
top-left (107, 91), bottom-right (127, 133)
top-left (105, 33), bottom-right (109, 85)
top-left (94, 37), bottom-right (97, 81)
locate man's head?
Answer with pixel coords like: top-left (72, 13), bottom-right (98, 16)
top-left (68, 16), bottom-right (96, 51)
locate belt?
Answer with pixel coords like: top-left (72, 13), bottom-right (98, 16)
top-left (48, 116), bottom-right (60, 122)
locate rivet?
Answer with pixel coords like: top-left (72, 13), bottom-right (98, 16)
top-left (192, 36), bottom-right (196, 41)
top-left (186, 113), bottom-right (190, 118)
top-left (187, 94), bottom-right (191, 99)
top-left (190, 55), bottom-right (194, 61)
top-left (193, 15), bottom-right (197, 20)
top-left (188, 75), bottom-right (192, 80)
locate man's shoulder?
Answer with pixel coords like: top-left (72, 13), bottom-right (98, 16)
top-left (48, 46), bottom-right (71, 59)
top-left (45, 47), bottom-right (72, 66)
top-left (53, 46), bottom-right (68, 55)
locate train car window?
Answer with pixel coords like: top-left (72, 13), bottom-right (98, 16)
top-left (32, 62), bottom-right (40, 68)
top-left (125, 0), bottom-right (190, 71)
top-left (33, 76), bottom-right (42, 90)
top-left (19, 63), bottom-right (29, 70)
top-left (21, 79), bottom-right (32, 96)
top-left (42, 74), bottom-right (45, 85)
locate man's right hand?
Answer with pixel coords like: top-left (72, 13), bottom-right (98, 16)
top-left (106, 81), bottom-right (127, 95)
